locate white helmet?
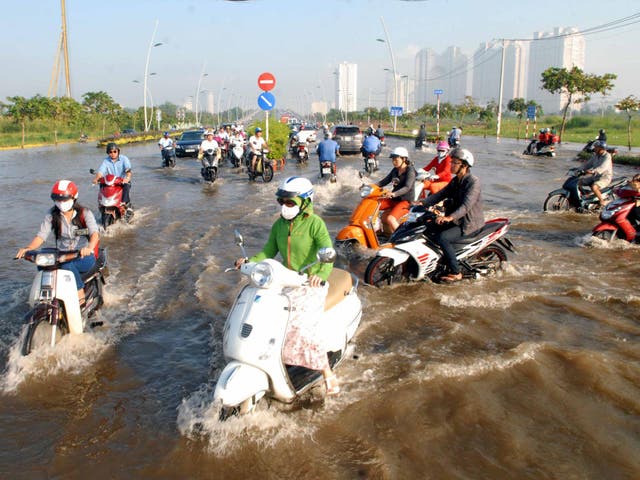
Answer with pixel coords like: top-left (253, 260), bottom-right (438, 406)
top-left (390, 146), bottom-right (409, 159)
top-left (276, 176), bottom-right (314, 201)
top-left (450, 147), bottom-right (475, 167)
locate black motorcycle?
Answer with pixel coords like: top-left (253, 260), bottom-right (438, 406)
top-left (201, 148), bottom-right (219, 183)
top-left (161, 145), bottom-right (177, 168)
top-left (248, 148), bottom-right (274, 183)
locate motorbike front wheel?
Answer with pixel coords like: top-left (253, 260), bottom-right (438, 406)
top-left (365, 256), bottom-right (405, 287)
top-left (262, 164), bottom-right (274, 183)
top-left (543, 193), bottom-right (571, 212)
top-left (466, 245), bottom-right (507, 277)
top-left (102, 212), bottom-right (114, 229)
top-left (22, 316), bottom-right (68, 355)
top-left (592, 230), bottom-right (615, 242)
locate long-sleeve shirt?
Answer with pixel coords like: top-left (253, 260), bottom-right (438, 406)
top-left (377, 167), bottom-right (417, 202)
top-left (422, 173), bottom-right (485, 235)
top-left (423, 155), bottom-right (453, 182)
top-left (583, 151), bottom-right (612, 183)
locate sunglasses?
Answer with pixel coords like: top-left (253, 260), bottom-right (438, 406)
top-left (108, 150), bottom-right (118, 153)
top-left (277, 198), bottom-right (297, 207)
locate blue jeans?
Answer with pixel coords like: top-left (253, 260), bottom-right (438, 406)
top-left (430, 224), bottom-right (464, 274)
top-left (61, 255), bottom-right (96, 289)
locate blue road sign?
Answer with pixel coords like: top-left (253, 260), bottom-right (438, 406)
top-left (258, 92), bottom-right (275, 111)
top-left (434, 89), bottom-right (444, 95)
top-left (390, 106), bottom-right (403, 117)
top-left (527, 105), bottom-right (536, 119)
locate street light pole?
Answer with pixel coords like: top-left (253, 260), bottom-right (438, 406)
top-left (195, 63), bottom-right (207, 126)
top-left (144, 20), bottom-right (162, 132)
top-left (496, 38), bottom-right (506, 140)
top-left (377, 16), bottom-right (398, 132)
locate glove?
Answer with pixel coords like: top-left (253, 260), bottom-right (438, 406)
top-left (197, 152), bottom-right (203, 160)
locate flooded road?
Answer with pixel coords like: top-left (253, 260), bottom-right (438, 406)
top-left (0, 135), bottom-right (639, 479)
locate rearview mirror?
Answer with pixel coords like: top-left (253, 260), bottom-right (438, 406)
top-left (316, 247), bottom-right (336, 264)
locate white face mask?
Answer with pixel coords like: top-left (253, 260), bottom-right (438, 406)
top-left (55, 199), bottom-right (74, 212)
top-left (281, 204), bottom-right (300, 220)
top-left (437, 151), bottom-right (447, 161)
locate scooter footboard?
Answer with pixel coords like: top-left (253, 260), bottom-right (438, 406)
top-left (213, 361), bottom-right (269, 408)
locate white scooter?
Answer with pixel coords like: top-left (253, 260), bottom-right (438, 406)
top-left (213, 232), bottom-right (362, 419)
top-left (229, 140), bottom-right (245, 168)
top-left (18, 248), bottom-right (108, 355)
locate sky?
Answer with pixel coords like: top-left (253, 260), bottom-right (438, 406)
top-left (1, 0), bottom-right (639, 114)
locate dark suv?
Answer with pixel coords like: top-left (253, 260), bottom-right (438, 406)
top-left (331, 125), bottom-right (362, 154)
top-left (175, 129), bottom-right (204, 157)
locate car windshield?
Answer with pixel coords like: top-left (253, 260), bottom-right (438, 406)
top-left (181, 132), bottom-right (203, 141)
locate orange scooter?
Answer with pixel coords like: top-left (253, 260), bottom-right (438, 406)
top-left (336, 173), bottom-right (427, 252)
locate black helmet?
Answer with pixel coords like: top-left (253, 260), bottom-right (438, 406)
top-left (599, 129), bottom-right (605, 134)
top-left (106, 142), bottom-right (119, 154)
top-left (593, 140), bottom-right (607, 150)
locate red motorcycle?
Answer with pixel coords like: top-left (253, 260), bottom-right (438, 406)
top-left (592, 194), bottom-right (640, 243)
top-left (91, 169), bottom-right (134, 229)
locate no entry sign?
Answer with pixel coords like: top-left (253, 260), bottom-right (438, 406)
top-left (257, 72), bottom-right (276, 91)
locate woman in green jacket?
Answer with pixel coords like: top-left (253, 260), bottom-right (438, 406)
top-left (235, 176), bottom-right (340, 394)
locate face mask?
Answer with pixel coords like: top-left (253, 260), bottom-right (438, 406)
top-left (55, 199), bottom-right (74, 212)
top-left (281, 204), bottom-right (300, 220)
top-left (437, 151), bottom-right (447, 161)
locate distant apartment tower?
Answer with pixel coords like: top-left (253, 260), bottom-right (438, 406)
top-left (206, 92), bottom-right (214, 114)
top-left (414, 46), bottom-right (469, 108)
top-left (471, 40), bottom-right (528, 107)
top-left (335, 62), bottom-right (358, 112)
top-left (527, 27), bottom-right (585, 114)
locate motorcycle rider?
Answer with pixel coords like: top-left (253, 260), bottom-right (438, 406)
top-left (376, 146), bottom-right (417, 233)
top-left (15, 180), bottom-right (100, 306)
top-left (158, 131), bottom-right (174, 150)
top-left (598, 129), bottom-right (607, 143)
top-left (419, 148), bottom-right (484, 283)
top-left (248, 127), bottom-right (269, 175)
top-left (234, 177), bottom-right (340, 395)
top-left (421, 140), bottom-right (453, 195)
top-left (316, 131), bottom-right (340, 177)
top-left (375, 124), bottom-right (385, 142)
top-left (198, 129), bottom-right (220, 169)
top-left (415, 124), bottom-right (427, 148)
top-left (611, 174), bottom-right (640, 241)
top-left (570, 140), bottom-right (613, 208)
top-left (93, 143), bottom-right (133, 207)
top-left (448, 126), bottom-right (462, 147)
top-left (361, 128), bottom-right (382, 170)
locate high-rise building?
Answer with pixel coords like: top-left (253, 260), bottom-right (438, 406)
top-left (527, 27), bottom-right (585, 114)
top-left (471, 40), bottom-right (528, 107)
top-left (414, 46), bottom-right (469, 108)
top-left (335, 62), bottom-right (358, 112)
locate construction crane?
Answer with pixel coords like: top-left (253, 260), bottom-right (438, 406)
top-left (48, 0), bottom-right (71, 98)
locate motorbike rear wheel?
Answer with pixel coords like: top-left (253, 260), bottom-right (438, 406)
top-left (543, 193), bottom-right (571, 212)
top-left (365, 256), bottom-right (405, 286)
top-left (22, 316), bottom-right (68, 355)
top-left (102, 212), bottom-right (114, 229)
top-left (467, 245), bottom-right (507, 277)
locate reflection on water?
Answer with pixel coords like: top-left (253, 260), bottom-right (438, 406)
top-left (0, 139), bottom-right (639, 478)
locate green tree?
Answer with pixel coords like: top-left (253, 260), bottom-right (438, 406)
top-left (455, 96), bottom-right (481, 127)
top-left (615, 95), bottom-right (640, 152)
top-left (479, 101), bottom-right (496, 138)
top-left (5, 95), bottom-right (54, 148)
top-left (82, 91), bottom-right (123, 137)
top-left (540, 66), bottom-right (616, 141)
top-left (507, 98), bottom-right (527, 140)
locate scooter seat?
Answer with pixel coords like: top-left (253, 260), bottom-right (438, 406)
top-left (325, 268), bottom-right (353, 311)
top-left (452, 221), bottom-right (507, 245)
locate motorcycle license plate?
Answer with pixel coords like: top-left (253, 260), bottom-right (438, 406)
top-left (322, 167), bottom-right (331, 174)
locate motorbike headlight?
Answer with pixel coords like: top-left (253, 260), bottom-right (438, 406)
top-left (360, 185), bottom-right (373, 197)
top-left (251, 262), bottom-right (273, 288)
top-left (35, 253), bottom-right (56, 267)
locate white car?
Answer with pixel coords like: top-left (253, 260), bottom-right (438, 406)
top-left (294, 128), bottom-right (317, 143)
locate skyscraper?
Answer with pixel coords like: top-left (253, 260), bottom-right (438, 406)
top-left (414, 47), bottom-right (469, 108)
top-left (527, 27), bottom-right (585, 114)
top-left (471, 40), bottom-right (528, 106)
top-left (335, 62), bottom-right (358, 112)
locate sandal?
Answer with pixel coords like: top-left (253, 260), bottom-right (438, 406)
top-left (325, 373), bottom-right (341, 396)
top-left (440, 272), bottom-right (463, 283)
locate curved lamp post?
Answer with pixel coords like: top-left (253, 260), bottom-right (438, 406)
top-left (377, 16), bottom-right (398, 131)
top-left (195, 65), bottom-right (208, 126)
top-left (144, 20), bottom-right (162, 132)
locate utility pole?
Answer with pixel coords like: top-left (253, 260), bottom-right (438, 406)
top-left (48, 0), bottom-right (71, 97)
top-left (496, 39), bottom-right (506, 140)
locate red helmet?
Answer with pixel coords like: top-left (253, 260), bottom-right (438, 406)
top-left (51, 180), bottom-right (78, 201)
